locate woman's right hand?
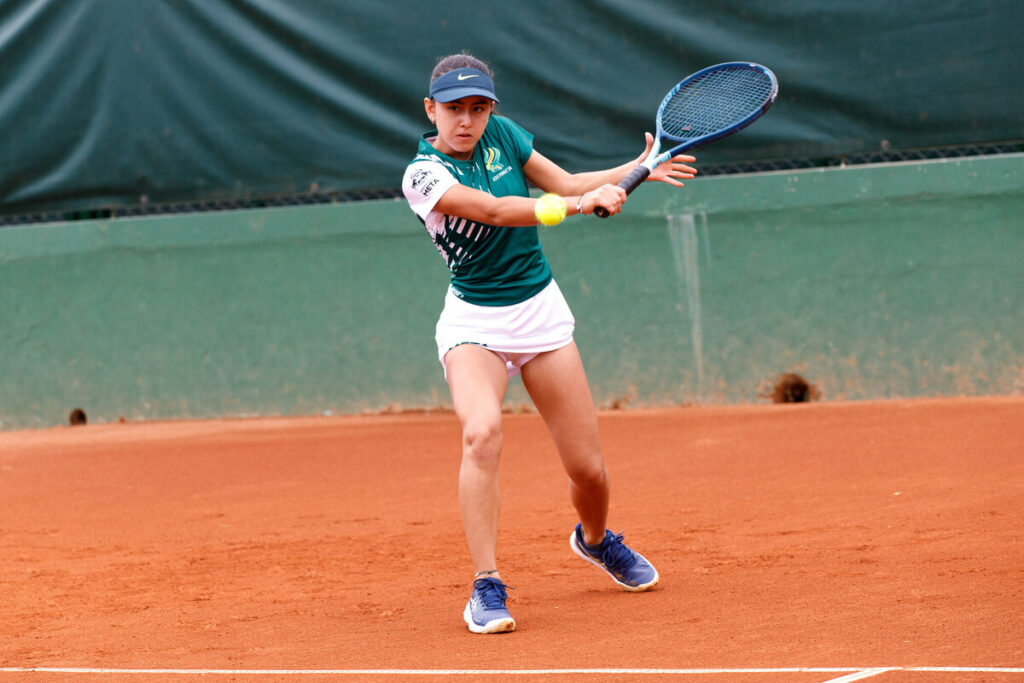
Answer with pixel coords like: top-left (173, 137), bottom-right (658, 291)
top-left (584, 184), bottom-right (628, 217)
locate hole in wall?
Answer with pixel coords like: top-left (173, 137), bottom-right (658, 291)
top-left (760, 373), bottom-right (821, 404)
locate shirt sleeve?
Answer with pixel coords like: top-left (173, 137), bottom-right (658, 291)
top-left (492, 116), bottom-right (534, 167)
top-left (402, 158), bottom-right (458, 221)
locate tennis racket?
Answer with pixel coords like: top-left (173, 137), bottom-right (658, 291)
top-left (594, 62), bottom-right (778, 218)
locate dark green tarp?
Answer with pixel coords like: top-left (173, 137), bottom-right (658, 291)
top-left (1, 0), bottom-right (1022, 215)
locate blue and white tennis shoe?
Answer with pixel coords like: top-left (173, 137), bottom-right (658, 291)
top-left (463, 577), bottom-right (515, 634)
top-left (570, 523), bottom-right (659, 591)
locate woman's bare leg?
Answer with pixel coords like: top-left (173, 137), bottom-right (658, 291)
top-left (520, 341), bottom-right (609, 546)
top-left (445, 344), bottom-right (510, 577)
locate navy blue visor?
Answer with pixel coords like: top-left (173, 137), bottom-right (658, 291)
top-left (428, 68), bottom-right (499, 103)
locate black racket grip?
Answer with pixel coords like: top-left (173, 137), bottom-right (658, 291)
top-left (594, 165), bottom-right (652, 218)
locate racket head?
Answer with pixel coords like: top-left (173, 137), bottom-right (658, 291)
top-left (655, 62), bottom-right (778, 154)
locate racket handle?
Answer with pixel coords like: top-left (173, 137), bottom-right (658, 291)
top-left (594, 165), bottom-right (652, 218)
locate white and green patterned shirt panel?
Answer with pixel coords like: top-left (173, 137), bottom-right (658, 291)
top-left (403, 115), bottom-right (553, 306)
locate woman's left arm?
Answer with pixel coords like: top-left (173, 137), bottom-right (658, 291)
top-left (523, 133), bottom-right (697, 198)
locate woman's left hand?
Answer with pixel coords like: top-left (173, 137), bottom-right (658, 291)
top-left (640, 132), bottom-right (697, 186)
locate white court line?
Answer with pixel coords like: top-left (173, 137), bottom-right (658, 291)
top-left (1, 667), bottom-right (1023, 676)
top-left (1, 669), bottom-right (848, 676)
top-left (819, 669), bottom-right (894, 683)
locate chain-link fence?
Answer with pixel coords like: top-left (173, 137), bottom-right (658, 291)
top-left (3, 142), bottom-right (1020, 227)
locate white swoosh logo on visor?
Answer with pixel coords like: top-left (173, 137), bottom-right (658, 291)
top-left (457, 74), bottom-right (480, 80)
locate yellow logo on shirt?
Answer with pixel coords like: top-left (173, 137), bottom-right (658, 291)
top-left (484, 147), bottom-right (502, 172)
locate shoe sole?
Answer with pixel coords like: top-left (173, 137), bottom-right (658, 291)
top-left (463, 602), bottom-right (516, 634)
top-left (569, 531), bottom-right (660, 592)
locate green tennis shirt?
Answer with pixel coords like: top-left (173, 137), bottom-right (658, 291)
top-left (402, 115), bottom-right (553, 306)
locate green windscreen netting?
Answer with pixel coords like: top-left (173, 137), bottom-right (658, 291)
top-left (1, 0), bottom-right (1021, 218)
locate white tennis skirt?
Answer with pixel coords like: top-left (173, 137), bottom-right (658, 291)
top-left (435, 279), bottom-right (575, 377)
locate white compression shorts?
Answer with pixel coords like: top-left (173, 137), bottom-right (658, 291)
top-left (435, 279), bottom-right (575, 379)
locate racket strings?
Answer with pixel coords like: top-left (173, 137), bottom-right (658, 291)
top-left (660, 67), bottom-right (774, 140)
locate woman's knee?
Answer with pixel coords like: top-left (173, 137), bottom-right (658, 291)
top-left (461, 415), bottom-right (503, 464)
top-left (567, 460), bottom-right (608, 491)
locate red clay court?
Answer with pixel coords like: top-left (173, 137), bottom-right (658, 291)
top-left (2, 397), bottom-right (1022, 681)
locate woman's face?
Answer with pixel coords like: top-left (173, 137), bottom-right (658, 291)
top-left (425, 96), bottom-right (494, 160)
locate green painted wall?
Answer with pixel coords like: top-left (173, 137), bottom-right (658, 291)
top-left (2, 155), bottom-right (1022, 430)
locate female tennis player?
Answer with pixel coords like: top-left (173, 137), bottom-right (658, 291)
top-left (402, 54), bottom-right (697, 634)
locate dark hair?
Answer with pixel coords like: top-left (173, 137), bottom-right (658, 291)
top-left (431, 53), bottom-right (494, 82)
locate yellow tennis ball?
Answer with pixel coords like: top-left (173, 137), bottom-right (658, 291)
top-left (534, 193), bottom-right (566, 226)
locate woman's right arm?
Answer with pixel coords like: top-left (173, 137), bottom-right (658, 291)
top-left (432, 182), bottom-right (626, 226)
